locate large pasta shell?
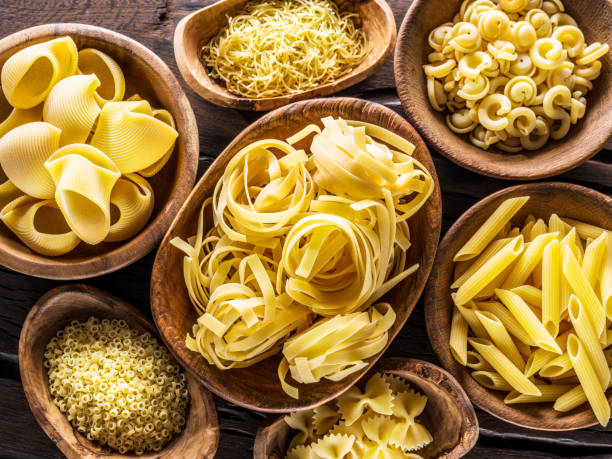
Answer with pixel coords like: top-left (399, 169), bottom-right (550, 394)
top-left (77, 48), bottom-right (125, 106)
top-left (0, 85), bottom-right (43, 138)
top-left (137, 108), bottom-right (176, 177)
top-left (105, 173), bottom-right (154, 242)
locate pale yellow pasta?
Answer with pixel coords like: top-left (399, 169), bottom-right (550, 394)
top-left (137, 109), bottom-right (176, 177)
top-left (504, 385), bottom-right (573, 404)
top-left (0, 86), bottom-right (43, 137)
top-left (450, 306), bottom-right (469, 365)
top-left (542, 239), bottom-right (561, 336)
top-left (466, 350), bottom-right (495, 370)
top-left (502, 232), bottom-right (557, 288)
top-left (561, 218), bottom-right (606, 240)
top-left (471, 370), bottom-right (514, 391)
top-left (602, 232), bottom-right (612, 320)
top-left (77, 48), bottom-right (125, 106)
top-left (475, 300), bottom-right (536, 345)
top-left (539, 352), bottom-right (573, 378)
top-left (581, 231), bottom-right (607, 288)
top-left (0, 174), bottom-right (22, 211)
top-left (524, 348), bottom-right (557, 377)
top-left (477, 94), bottom-right (512, 131)
top-left (336, 373), bottom-right (393, 426)
top-left (553, 384), bottom-right (588, 413)
top-left (105, 173), bottom-right (154, 242)
top-left (505, 106), bottom-right (537, 136)
top-left (456, 301), bottom-right (489, 338)
top-left (475, 310), bottom-right (525, 369)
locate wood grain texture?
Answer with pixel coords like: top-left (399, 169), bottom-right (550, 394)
top-left (395, 0), bottom-right (612, 180)
top-left (173, 0), bottom-right (397, 111)
top-left (0, 23), bottom-right (199, 280)
top-left (254, 358), bottom-right (479, 458)
top-left (151, 97), bottom-right (442, 412)
top-left (18, 284), bottom-right (219, 458)
top-left (425, 182), bottom-right (612, 430)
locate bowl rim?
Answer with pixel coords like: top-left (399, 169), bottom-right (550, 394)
top-left (151, 96), bottom-right (443, 412)
top-left (394, 0), bottom-right (612, 181)
top-left (424, 181), bottom-right (612, 430)
top-left (0, 23), bottom-right (199, 280)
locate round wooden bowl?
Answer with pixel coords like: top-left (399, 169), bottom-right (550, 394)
top-left (151, 97), bottom-right (442, 412)
top-left (425, 182), bottom-right (612, 430)
top-left (394, 0), bottom-right (612, 180)
top-left (0, 23), bottom-right (199, 279)
top-left (173, 0), bottom-right (396, 111)
top-left (18, 284), bottom-right (219, 459)
top-left (253, 357), bottom-right (479, 459)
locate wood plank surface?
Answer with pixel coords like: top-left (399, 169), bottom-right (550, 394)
top-left (0, 0), bottom-right (610, 458)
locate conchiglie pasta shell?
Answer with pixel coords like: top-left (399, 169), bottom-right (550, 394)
top-left (138, 109), bottom-right (176, 177)
top-left (44, 144), bottom-right (120, 244)
top-left (43, 74), bottom-right (101, 146)
top-left (0, 121), bottom-right (59, 199)
top-left (90, 100), bottom-right (178, 174)
top-left (0, 175), bottom-right (23, 211)
top-left (77, 48), bottom-right (126, 106)
top-left (0, 195), bottom-right (80, 256)
top-left (105, 173), bottom-right (154, 242)
top-left (0, 86), bottom-right (43, 138)
top-left (1, 36), bottom-right (77, 109)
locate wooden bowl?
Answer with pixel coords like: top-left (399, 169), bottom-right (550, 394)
top-left (18, 284), bottom-right (219, 459)
top-left (253, 357), bottom-right (479, 459)
top-left (0, 23), bottom-right (199, 279)
top-left (395, 0), bottom-right (612, 180)
top-left (151, 97), bottom-right (442, 412)
top-left (173, 0), bottom-right (396, 111)
top-left (425, 182), bottom-right (612, 430)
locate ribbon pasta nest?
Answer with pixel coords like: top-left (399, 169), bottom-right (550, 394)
top-left (172, 117), bottom-right (434, 398)
top-left (0, 36), bottom-right (179, 255)
top-left (423, 0), bottom-right (609, 152)
top-left (283, 373), bottom-right (433, 458)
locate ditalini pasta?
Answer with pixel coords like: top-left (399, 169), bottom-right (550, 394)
top-left (283, 372), bottom-right (433, 458)
top-left (424, 0), bottom-right (609, 151)
top-left (0, 37), bottom-right (179, 255)
top-left (449, 195), bottom-right (611, 426)
top-left (173, 117), bottom-right (434, 398)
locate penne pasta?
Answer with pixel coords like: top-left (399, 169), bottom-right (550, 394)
top-left (471, 371), bottom-right (513, 392)
top-left (475, 301), bottom-right (536, 346)
top-left (505, 385), bottom-right (574, 404)
top-left (548, 214), bottom-right (570, 238)
top-left (510, 285), bottom-right (542, 307)
top-left (554, 385), bottom-right (588, 412)
top-left (466, 350), bottom-right (494, 371)
top-left (455, 301), bottom-right (488, 338)
top-left (502, 233), bottom-right (557, 289)
top-left (450, 307), bottom-right (469, 365)
top-left (602, 232), bottom-right (612, 321)
top-left (524, 349), bottom-right (557, 378)
top-left (474, 310), bottom-right (525, 370)
top-left (452, 237), bottom-right (515, 289)
top-left (542, 239), bottom-right (561, 337)
top-left (561, 218), bottom-right (607, 241)
top-left (539, 353), bottom-right (573, 378)
top-left (582, 232), bottom-right (607, 288)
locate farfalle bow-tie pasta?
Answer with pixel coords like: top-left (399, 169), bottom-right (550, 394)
top-left (172, 117), bottom-right (434, 398)
top-left (0, 36), bottom-right (178, 255)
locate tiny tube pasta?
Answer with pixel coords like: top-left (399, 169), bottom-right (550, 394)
top-left (422, 0), bottom-right (609, 152)
top-left (172, 117), bottom-right (435, 398)
top-left (449, 195), bottom-right (611, 426)
top-left (282, 372), bottom-right (433, 457)
top-left (0, 37), bottom-right (179, 254)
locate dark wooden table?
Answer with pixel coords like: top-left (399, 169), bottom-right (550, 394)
top-left (0, 1), bottom-right (610, 458)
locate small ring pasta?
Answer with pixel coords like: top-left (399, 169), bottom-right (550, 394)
top-left (506, 106), bottom-right (537, 136)
top-left (447, 109), bottom-right (478, 134)
top-left (478, 10), bottom-right (511, 41)
top-left (530, 37), bottom-right (567, 69)
top-left (478, 94), bottom-right (512, 131)
top-left (542, 84), bottom-right (571, 119)
top-left (504, 75), bottom-right (537, 104)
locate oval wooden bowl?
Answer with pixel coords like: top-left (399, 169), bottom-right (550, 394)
top-left (173, 0), bottom-right (396, 111)
top-left (0, 23), bottom-right (199, 279)
top-left (151, 97), bottom-right (442, 412)
top-left (394, 0), bottom-right (612, 180)
top-left (424, 182), bottom-right (612, 430)
top-left (253, 357), bottom-right (479, 459)
top-left (18, 284), bottom-right (219, 459)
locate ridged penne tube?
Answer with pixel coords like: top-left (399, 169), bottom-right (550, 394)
top-left (539, 353), bottom-right (573, 378)
top-left (504, 385), bottom-right (574, 404)
top-left (0, 87), bottom-right (43, 137)
top-left (450, 307), bottom-right (469, 365)
top-left (567, 334), bottom-right (610, 426)
top-left (475, 300), bottom-right (536, 346)
top-left (581, 232), bottom-right (607, 288)
top-left (567, 295), bottom-right (610, 389)
top-left (105, 173), bottom-right (154, 242)
top-left (452, 237), bottom-right (514, 289)
top-left (44, 144), bottom-right (121, 244)
top-left (137, 109), bottom-right (176, 177)
top-left (549, 213), bottom-right (570, 237)
top-left (469, 337), bottom-right (541, 395)
top-left (495, 288), bottom-right (562, 354)
top-left (474, 310), bottom-right (525, 370)
top-left (43, 74), bottom-right (101, 146)
top-left (1, 36), bottom-right (77, 109)
top-left (0, 195), bottom-right (80, 256)
top-left (77, 48), bottom-right (125, 106)
top-left (466, 350), bottom-right (494, 371)
top-left (455, 301), bottom-right (488, 338)
top-left (510, 285), bottom-right (542, 307)
top-left (562, 245), bottom-right (606, 337)
top-left (553, 384), bottom-right (588, 412)
top-left (0, 121), bottom-right (59, 199)
top-left (471, 371), bottom-right (514, 392)
top-left (602, 232), bottom-right (612, 320)
top-left (561, 218), bottom-right (606, 240)
top-left (542, 239), bottom-right (561, 337)
top-left (90, 100), bottom-right (178, 173)
top-left (502, 232), bottom-right (557, 289)
top-left (525, 348), bottom-right (557, 377)
top-left (454, 196), bottom-right (529, 262)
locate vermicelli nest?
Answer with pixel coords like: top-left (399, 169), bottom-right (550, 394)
top-left (201, 0), bottom-right (368, 98)
top-left (44, 317), bottom-right (189, 455)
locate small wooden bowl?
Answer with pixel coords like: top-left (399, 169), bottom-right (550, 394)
top-left (0, 24), bottom-right (199, 279)
top-left (425, 182), bottom-right (612, 430)
top-left (151, 97), bottom-right (442, 412)
top-left (395, 0), bottom-right (612, 180)
top-left (18, 284), bottom-right (219, 459)
top-left (173, 0), bottom-right (396, 111)
top-left (253, 357), bottom-right (479, 459)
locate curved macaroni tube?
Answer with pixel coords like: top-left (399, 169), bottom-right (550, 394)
top-left (499, 0), bottom-right (529, 13)
top-left (543, 84), bottom-right (571, 119)
top-left (478, 10), bottom-right (511, 41)
top-left (524, 0), bottom-right (544, 10)
top-left (551, 26), bottom-right (585, 58)
top-left (77, 48), bottom-right (126, 106)
top-left (44, 144), bottom-right (121, 244)
top-left (423, 59), bottom-right (456, 78)
top-left (509, 53), bottom-right (536, 76)
top-left (520, 116), bottom-right (550, 150)
top-left (546, 61), bottom-right (574, 90)
top-left (487, 40), bottom-right (518, 61)
top-left (464, 1), bottom-right (496, 25)
top-left (550, 111), bottom-right (570, 140)
top-left (550, 12), bottom-right (577, 28)
top-left (448, 22), bottom-right (482, 53)
top-left (526, 9), bottom-right (552, 37)
top-left (457, 74), bottom-right (490, 101)
top-left (446, 109), bottom-right (478, 134)
top-left (530, 38), bottom-right (567, 69)
top-left (478, 94), bottom-right (512, 131)
top-left (489, 76), bottom-right (510, 94)
top-left (572, 75), bottom-right (593, 94)
top-left (576, 43), bottom-right (610, 66)
top-left (506, 107), bottom-right (537, 136)
top-left (43, 74), bottom-right (101, 145)
top-left (569, 96), bottom-right (586, 124)
top-left (531, 66), bottom-right (548, 85)
top-left (496, 135), bottom-right (523, 153)
top-left (511, 21), bottom-right (537, 51)
top-left (458, 52), bottom-right (493, 79)
top-left (0, 121), bottom-right (59, 199)
top-left (504, 76), bottom-right (537, 105)
top-left (427, 51), bottom-right (446, 63)
top-left (542, 0), bottom-right (564, 15)
top-left (0, 195), bottom-right (80, 256)
top-left (574, 61), bottom-right (602, 81)
top-left (428, 23), bottom-right (453, 51)
top-left (105, 174), bottom-right (154, 242)
top-left (481, 58), bottom-right (501, 78)
top-left (470, 125), bottom-right (503, 149)
top-left (138, 109), bottom-right (177, 177)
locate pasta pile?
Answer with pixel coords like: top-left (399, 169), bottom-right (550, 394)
top-left (283, 373), bottom-right (433, 458)
top-left (449, 196), bottom-right (612, 426)
top-left (201, 0), bottom-right (368, 98)
top-left (44, 317), bottom-right (189, 455)
top-left (423, 0), bottom-right (609, 151)
top-left (0, 36), bottom-right (179, 256)
top-left (172, 117), bottom-right (434, 398)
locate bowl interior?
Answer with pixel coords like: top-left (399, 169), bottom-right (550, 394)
top-left (425, 182), bottom-right (612, 430)
top-left (19, 285), bottom-right (218, 459)
top-left (152, 97), bottom-right (442, 412)
top-left (395, 0), bottom-right (612, 179)
top-left (0, 24), bottom-right (197, 277)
